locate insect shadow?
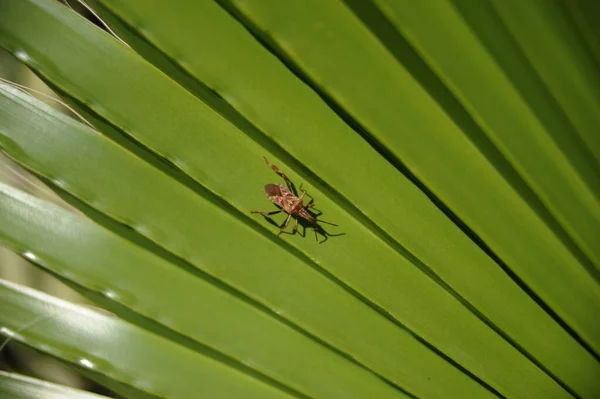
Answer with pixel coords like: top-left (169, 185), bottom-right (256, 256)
top-left (251, 157), bottom-right (343, 244)
top-left (267, 194), bottom-right (344, 244)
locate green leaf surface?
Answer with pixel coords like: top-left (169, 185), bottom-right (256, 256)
top-left (0, 6), bottom-right (576, 399)
top-left (0, 279), bottom-right (292, 399)
top-left (0, 0), bottom-right (598, 398)
top-left (0, 80), bottom-right (492, 398)
top-left (374, 0), bottom-right (600, 273)
top-left (563, 0), bottom-right (600, 70)
top-left (0, 180), bottom-right (410, 399)
top-left (78, 1), bottom-right (600, 396)
top-left (487, 0), bottom-right (600, 166)
top-left (215, 0), bottom-right (600, 357)
top-left (0, 371), bottom-right (111, 399)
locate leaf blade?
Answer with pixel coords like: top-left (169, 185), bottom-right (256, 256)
top-left (0, 371), bottom-right (112, 399)
top-left (0, 81), bottom-right (491, 398)
top-left (216, 0), bottom-right (600, 360)
top-left (0, 279), bottom-right (294, 399)
top-left (0, 180), bottom-right (412, 399)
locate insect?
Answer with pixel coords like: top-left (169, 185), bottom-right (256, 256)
top-left (252, 157), bottom-right (337, 241)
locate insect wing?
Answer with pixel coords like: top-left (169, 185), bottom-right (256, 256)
top-left (265, 184), bottom-right (288, 208)
top-left (264, 184), bottom-right (284, 197)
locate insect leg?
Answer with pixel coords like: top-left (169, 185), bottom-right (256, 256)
top-left (251, 209), bottom-right (283, 216)
top-left (277, 213), bottom-right (292, 236)
top-left (292, 216), bottom-right (299, 235)
top-left (263, 157), bottom-right (294, 193)
top-left (299, 183), bottom-right (315, 203)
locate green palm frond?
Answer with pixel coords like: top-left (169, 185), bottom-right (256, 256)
top-left (0, 0), bottom-right (598, 398)
top-left (0, 371), bottom-right (112, 399)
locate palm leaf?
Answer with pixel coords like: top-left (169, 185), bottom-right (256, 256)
top-left (0, 278), bottom-right (293, 399)
top-left (0, 371), bottom-right (112, 399)
top-left (0, 0), bottom-right (598, 398)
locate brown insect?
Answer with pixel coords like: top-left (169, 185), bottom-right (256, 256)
top-left (252, 157), bottom-right (337, 241)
